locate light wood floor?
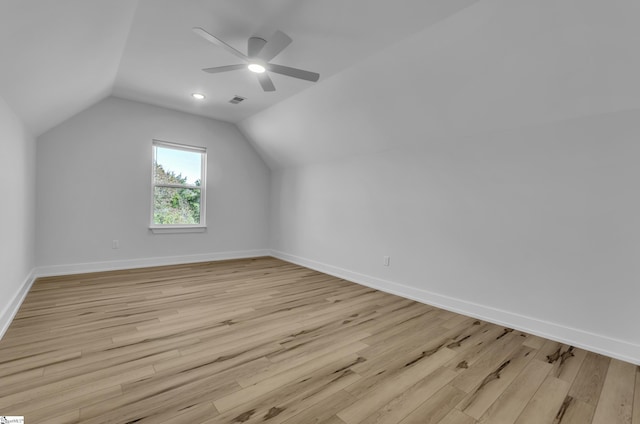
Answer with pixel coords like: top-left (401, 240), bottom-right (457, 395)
top-left (0, 257), bottom-right (638, 424)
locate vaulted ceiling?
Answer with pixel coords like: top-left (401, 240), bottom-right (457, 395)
top-left (2, 0), bottom-right (640, 169)
top-left (0, 0), bottom-right (477, 136)
top-left (239, 0), bottom-right (640, 168)
top-left (0, 0), bottom-right (137, 136)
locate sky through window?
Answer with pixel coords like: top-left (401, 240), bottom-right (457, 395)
top-left (155, 146), bottom-right (202, 185)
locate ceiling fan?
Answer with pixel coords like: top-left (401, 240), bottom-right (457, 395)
top-left (192, 27), bottom-right (320, 92)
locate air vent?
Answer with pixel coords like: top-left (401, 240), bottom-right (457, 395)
top-left (229, 96), bottom-right (246, 104)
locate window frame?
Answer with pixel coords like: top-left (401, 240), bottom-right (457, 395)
top-left (149, 139), bottom-right (207, 234)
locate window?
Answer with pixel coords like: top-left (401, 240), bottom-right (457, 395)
top-left (151, 140), bottom-right (206, 232)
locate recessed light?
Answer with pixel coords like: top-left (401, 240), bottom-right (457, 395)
top-left (247, 63), bottom-right (266, 74)
top-left (191, 93), bottom-right (206, 100)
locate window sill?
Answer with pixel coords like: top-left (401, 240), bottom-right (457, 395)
top-left (149, 226), bottom-right (207, 234)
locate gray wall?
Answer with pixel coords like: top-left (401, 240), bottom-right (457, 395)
top-left (0, 95), bottom-right (36, 332)
top-left (239, 0), bottom-right (640, 363)
top-left (267, 109), bottom-right (640, 361)
top-left (36, 97), bottom-right (270, 270)
top-left (267, 109), bottom-right (640, 362)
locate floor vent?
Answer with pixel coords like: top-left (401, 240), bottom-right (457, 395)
top-left (229, 96), bottom-right (246, 104)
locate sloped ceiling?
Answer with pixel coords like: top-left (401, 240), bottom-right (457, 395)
top-left (0, 0), bottom-right (478, 136)
top-left (239, 0), bottom-right (640, 168)
top-left (3, 0), bottom-right (639, 165)
top-left (114, 0), bottom-right (478, 124)
top-left (0, 0), bottom-right (137, 136)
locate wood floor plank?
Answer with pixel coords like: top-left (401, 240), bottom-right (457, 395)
top-left (476, 359), bottom-right (552, 424)
top-left (319, 417), bottom-right (349, 424)
top-left (0, 257), bottom-right (635, 424)
top-left (633, 367), bottom-right (640, 424)
top-left (552, 397), bottom-right (595, 424)
top-left (456, 345), bottom-right (537, 420)
top-left (591, 358), bottom-right (635, 424)
top-left (0, 363), bottom-right (156, 411)
top-left (442, 313), bottom-right (475, 330)
top-left (214, 341), bottom-right (367, 413)
top-left (443, 325), bottom-right (508, 372)
top-left (535, 342), bottom-right (587, 384)
top-left (337, 347), bottom-right (457, 424)
top-left (351, 319), bottom-right (484, 383)
top-left (521, 335), bottom-right (546, 350)
top-left (280, 390), bottom-right (357, 424)
top-left (514, 376), bottom-right (571, 424)
top-left (438, 409), bottom-right (477, 424)
top-left (450, 331), bottom-right (527, 394)
top-left (35, 409), bottom-right (79, 424)
top-left (213, 355), bottom-right (363, 424)
top-left (357, 367), bottom-right (458, 424)
top-left (150, 401), bottom-right (219, 424)
top-left (82, 384), bottom-right (233, 424)
top-left (237, 335), bottom-right (369, 388)
top-left (568, 352), bottom-right (610, 406)
top-left (23, 385), bottom-right (122, 423)
top-left (398, 384), bottom-right (467, 424)
top-left (79, 352), bottom-right (244, 422)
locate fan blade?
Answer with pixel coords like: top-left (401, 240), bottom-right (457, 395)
top-left (202, 64), bottom-right (247, 74)
top-left (192, 27), bottom-right (248, 61)
top-left (256, 73), bottom-right (276, 92)
top-left (248, 37), bottom-right (267, 58)
top-left (256, 30), bottom-right (292, 61)
top-left (267, 64), bottom-right (320, 82)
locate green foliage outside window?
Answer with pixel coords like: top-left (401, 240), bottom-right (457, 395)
top-left (153, 162), bottom-right (201, 224)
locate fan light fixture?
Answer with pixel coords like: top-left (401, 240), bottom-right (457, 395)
top-left (191, 93), bottom-right (206, 100)
top-left (247, 63), bottom-right (266, 73)
top-left (193, 27), bottom-right (320, 92)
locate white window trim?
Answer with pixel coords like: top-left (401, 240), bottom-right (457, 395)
top-left (150, 139), bottom-right (207, 234)
top-left (149, 226), bottom-right (207, 234)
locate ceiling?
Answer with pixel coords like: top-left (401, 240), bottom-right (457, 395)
top-left (3, 0), bottom-right (640, 170)
top-left (240, 0), bottom-right (640, 168)
top-left (0, 0), bottom-right (478, 135)
top-left (0, 0), bottom-right (137, 136)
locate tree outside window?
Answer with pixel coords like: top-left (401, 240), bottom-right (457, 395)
top-left (151, 141), bottom-right (206, 228)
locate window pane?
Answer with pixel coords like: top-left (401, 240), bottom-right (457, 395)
top-left (154, 146), bottom-right (202, 186)
top-left (153, 187), bottom-right (201, 225)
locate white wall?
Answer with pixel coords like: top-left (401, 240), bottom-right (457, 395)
top-left (239, 0), bottom-right (640, 364)
top-left (268, 109), bottom-right (640, 364)
top-left (36, 97), bottom-right (270, 272)
top-left (0, 95), bottom-right (36, 334)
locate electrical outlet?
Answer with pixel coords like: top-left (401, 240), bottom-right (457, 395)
top-left (383, 256), bottom-right (390, 266)
top-left (112, 240), bottom-right (120, 249)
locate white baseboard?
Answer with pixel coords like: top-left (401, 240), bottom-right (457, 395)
top-left (270, 250), bottom-right (640, 366)
top-left (0, 268), bottom-right (37, 340)
top-left (36, 249), bottom-right (270, 278)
